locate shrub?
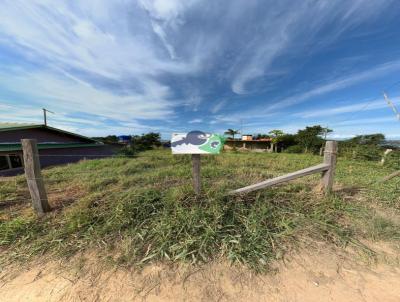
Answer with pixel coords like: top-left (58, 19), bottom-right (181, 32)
top-left (385, 151), bottom-right (400, 169)
top-left (118, 132), bottom-right (162, 156)
top-left (284, 145), bottom-right (304, 153)
top-left (352, 145), bottom-right (383, 161)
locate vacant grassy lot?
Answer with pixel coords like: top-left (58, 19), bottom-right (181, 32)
top-left (0, 150), bottom-right (399, 271)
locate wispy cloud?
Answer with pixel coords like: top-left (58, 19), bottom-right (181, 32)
top-left (267, 61), bottom-right (400, 112)
top-left (210, 100), bottom-right (227, 114)
top-left (227, 1), bottom-right (396, 95)
top-left (294, 99), bottom-right (394, 118)
top-left (0, 0), bottom-right (398, 137)
top-left (188, 118), bottom-right (203, 124)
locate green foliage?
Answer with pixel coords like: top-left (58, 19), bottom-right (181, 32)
top-left (268, 129), bottom-right (284, 144)
top-left (279, 134), bottom-right (297, 150)
top-left (353, 145), bottom-right (383, 161)
top-left (349, 133), bottom-right (385, 145)
top-left (119, 132), bottom-right (162, 156)
top-left (295, 125), bottom-right (331, 153)
top-left (338, 133), bottom-right (388, 163)
top-left (254, 133), bottom-right (270, 140)
top-left (385, 151), bottom-right (400, 169)
top-left (284, 145), bottom-right (304, 153)
top-left (92, 135), bottom-right (120, 144)
top-left (131, 132), bottom-right (162, 151)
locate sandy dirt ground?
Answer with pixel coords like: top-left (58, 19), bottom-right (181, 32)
top-left (1, 244), bottom-right (399, 302)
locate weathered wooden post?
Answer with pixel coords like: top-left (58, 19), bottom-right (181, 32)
top-left (321, 140), bottom-right (338, 193)
top-left (21, 139), bottom-right (51, 215)
top-left (192, 154), bottom-right (201, 195)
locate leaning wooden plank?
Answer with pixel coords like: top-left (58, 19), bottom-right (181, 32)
top-left (377, 170), bottom-right (400, 183)
top-left (229, 163), bottom-right (330, 195)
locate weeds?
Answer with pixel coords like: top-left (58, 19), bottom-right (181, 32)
top-left (0, 150), bottom-right (399, 271)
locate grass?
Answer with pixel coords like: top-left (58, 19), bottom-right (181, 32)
top-left (0, 150), bottom-right (399, 271)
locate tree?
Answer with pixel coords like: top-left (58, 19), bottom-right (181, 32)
top-left (91, 135), bottom-right (119, 143)
top-left (296, 125), bottom-right (331, 153)
top-left (224, 129), bottom-right (240, 140)
top-left (268, 129), bottom-right (284, 152)
top-left (119, 132), bottom-right (162, 156)
top-left (131, 132), bottom-right (162, 151)
top-left (349, 133), bottom-right (385, 146)
top-left (254, 133), bottom-right (271, 140)
top-left (279, 134), bottom-right (297, 150)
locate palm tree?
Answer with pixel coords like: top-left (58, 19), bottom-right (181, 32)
top-left (224, 129), bottom-right (240, 140)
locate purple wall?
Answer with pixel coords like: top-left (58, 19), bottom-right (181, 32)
top-left (0, 145), bottom-right (117, 177)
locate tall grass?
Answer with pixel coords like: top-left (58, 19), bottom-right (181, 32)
top-left (0, 150), bottom-right (399, 270)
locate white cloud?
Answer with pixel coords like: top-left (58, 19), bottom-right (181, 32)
top-left (0, 67), bottom-right (174, 122)
top-left (228, 1), bottom-right (395, 95)
top-left (295, 99), bottom-right (395, 118)
top-left (0, 0), bottom-right (397, 137)
top-left (267, 61), bottom-right (400, 112)
top-left (188, 118), bottom-right (203, 124)
top-left (210, 100), bottom-right (227, 114)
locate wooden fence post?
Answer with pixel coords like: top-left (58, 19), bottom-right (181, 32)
top-left (21, 139), bottom-right (51, 215)
top-left (192, 154), bottom-right (201, 195)
top-left (321, 140), bottom-right (338, 193)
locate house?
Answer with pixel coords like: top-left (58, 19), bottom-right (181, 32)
top-left (224, 136), bottom-right (272, 151)
top-left (0, 124), bottom-right (117, 176)
top-left (241, 134), bottom-right (253, 141)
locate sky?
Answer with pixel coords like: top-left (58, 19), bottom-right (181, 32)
top-left (0, 0), bottom-right (400, 139)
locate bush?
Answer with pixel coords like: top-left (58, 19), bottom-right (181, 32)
top-left (385, 151), bottom-right (400, 169)
top-left (118, 132), bottom-right (162, 156)
top-left (118, 146), bottom-right (137, 157)
top-left (352, 145), bottom-right (383, 161)
top-left (284, 145), bottom-right (303, 153)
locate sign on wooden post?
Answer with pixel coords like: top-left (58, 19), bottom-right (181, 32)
top-left (321, 140), bottom-right (338, 193)
top-left (171, 131), bottom-right (225, 194)
top-left (21, 139), bottom-right (51, 215)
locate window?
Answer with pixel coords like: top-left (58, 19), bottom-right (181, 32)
top-left (0, 156), bottom-right (9, 170)
top-left (0, 154), bottom-right (23, 171)
top-left (9, 154), bottom-right (23, 168)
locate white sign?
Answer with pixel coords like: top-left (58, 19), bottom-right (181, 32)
top-left (171, 131), bottom-right (225, 154)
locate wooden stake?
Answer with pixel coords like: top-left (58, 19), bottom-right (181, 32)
top-left (321, 140), bottom-right (338, 194)
top-left (192, 154), bottom-right (201, 195)
top-left (21, 139), bottom-right (51, 215)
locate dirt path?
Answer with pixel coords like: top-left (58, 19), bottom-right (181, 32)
top-left (1, 245), bottom-right (399, 302)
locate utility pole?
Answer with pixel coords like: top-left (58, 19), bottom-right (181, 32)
top-left (383, 91), bottom-right (400, 121)
top-left (42, 108), bottom-right (54, 126)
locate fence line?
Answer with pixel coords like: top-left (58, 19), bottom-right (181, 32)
top-left (230, 141), bottom-right (338, 195)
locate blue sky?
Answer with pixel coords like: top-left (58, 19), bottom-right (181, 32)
top-left (1, 0), bottom-right (400, 139)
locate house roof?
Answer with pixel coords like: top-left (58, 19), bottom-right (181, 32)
top-left (0, 123), bottom-right (99, 143)
top-left (0, 123), bottom-right (36, 129)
